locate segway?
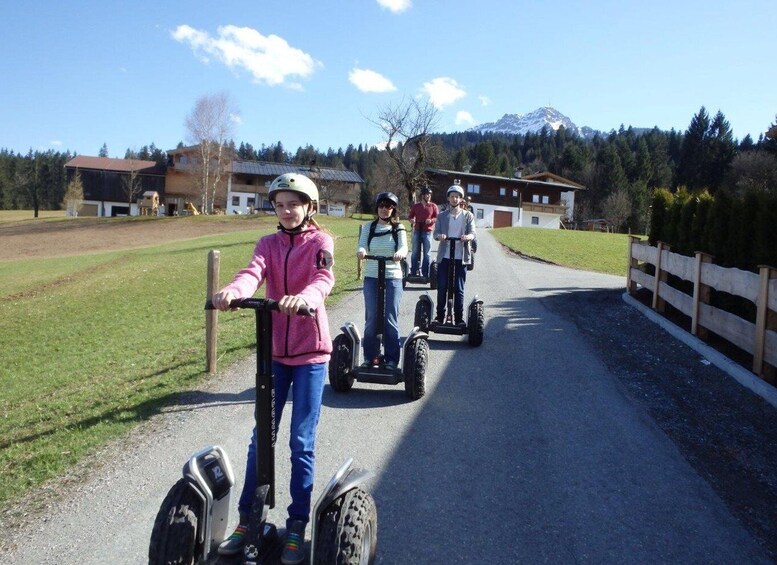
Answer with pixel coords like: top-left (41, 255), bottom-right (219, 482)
top-left (149, 298), bottom-right (377, 565)
top-left (414, 237), bottom-right (484, 347)
top-left (330, 255), bottom-right (429, 400)
top-left (404, 232), bottom-right (438, 289)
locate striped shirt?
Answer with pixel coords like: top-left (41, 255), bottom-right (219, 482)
top-left (357, 220), bottom-right (408, 279)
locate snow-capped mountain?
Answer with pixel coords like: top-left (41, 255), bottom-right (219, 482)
top-left (469, 106), bottom-right (596, 138)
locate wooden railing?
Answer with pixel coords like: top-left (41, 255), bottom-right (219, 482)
top-left (522, 202), bottom-right (567, 215)
top-left (627, 236), bottom-right (777, 382)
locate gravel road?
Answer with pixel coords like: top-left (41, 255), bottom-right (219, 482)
top-left (1, 229), bottom-right (775, 564)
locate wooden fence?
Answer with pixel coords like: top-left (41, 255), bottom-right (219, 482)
top-left (626, 237), bottom-right (777, 382)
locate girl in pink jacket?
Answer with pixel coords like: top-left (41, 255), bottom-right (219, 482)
top-left (211, 173), bottom-right (334, 565)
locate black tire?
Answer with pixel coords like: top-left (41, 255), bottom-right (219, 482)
top-left (429, 262), bottom-right (438, 290)
top-left (413, 300), bottom-right (431, 332)
top-left (403, 338), bottom-right (428, 400)
top-left (148, 478), bottom-right (200, 565)
top-left (314, 487), bottom-right (377, 565)
top-left (467, 302), bottom-right (484, 347)
top-left (329, 334), bottom-right (355, 392)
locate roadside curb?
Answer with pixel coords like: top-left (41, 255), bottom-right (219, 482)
top-left (622, 291), bottom-right (777, 410)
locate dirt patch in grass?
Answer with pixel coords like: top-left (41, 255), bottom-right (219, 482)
top-left (0, 216), bottom-right (273, 261)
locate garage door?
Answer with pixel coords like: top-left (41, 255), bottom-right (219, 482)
top-left (493, 210), bottom-right (512, 228)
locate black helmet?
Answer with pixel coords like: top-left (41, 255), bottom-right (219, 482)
top-left (420, 187), bottom-right (432, 195)
top-left (375, 191), bottom-right (399, 208)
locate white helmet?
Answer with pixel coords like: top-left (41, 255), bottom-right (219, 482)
top-left (269, 173), bottom-right (319, 203)
top-left (447, 185), bottom-right (465, 198)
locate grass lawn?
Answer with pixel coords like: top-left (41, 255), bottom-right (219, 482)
top-left (0, 209), bottom-right (66, 222)
top-left (0, 215), bottom-right (629, 509)
top-left (490, 226), bottom-right (637, 276)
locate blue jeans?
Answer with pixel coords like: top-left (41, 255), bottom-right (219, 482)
top-left (411, 230), bottom-right (433, 277)
top-left (436, 258), bottom-right (467, 321)
top-left (363, 276), bottom-right (403, 364)
top-left (238, 361), bottom-right (326, 529)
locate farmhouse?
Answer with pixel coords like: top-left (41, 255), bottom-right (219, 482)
top-left (66, 147), bottom-right (365, 218)
top-left (64, 156), bottom-right (166, 217)
top-left (425, 168), bottom-right (585, 229)
top-left (226, 161), bottom-right (364, 216)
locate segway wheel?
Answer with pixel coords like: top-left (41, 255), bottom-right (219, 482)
top-left (413, 300), bottom-right (431, 332)
top-left (148, 478), bottom-right (200, 565)
top-left (315, 487), bottom-right (377, 565)
top-left (403, 338), bottom-right (428, 400)
top-left (467, 302), bottom-right (485, 347)
top-left (329, 333), bottom-right (355, 392)
top-left (429, 262), bottom-right (438, 290)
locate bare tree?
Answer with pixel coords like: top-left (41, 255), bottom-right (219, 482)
top-left (123, 151), bottom-right (143, 212)
top-left (185, 92), bottom-right (237, 213)
top-left (63, 169), bottom-right (84, 216)
top-left (601, 188), bottom-right (632, 233)
top-left (370, 97), bottom-right (440, 205)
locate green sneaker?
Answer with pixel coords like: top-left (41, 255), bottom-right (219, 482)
top-left (281, 520), bottom-right (306, 565)
top-left (218, 523), bottom-right (247, 556)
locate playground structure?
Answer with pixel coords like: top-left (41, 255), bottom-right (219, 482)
top-left (139, 191), bottom-right (160, 216)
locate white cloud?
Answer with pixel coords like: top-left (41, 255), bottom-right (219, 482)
top-left (455, 111), bottom-right (475, 126)
top-left (172, 24), bottom-right (320, 88)
top-left (479, 95), bottom-right (491, 107)
top-left (421, 77), bottom-right (466, 110)
top-left (349, 68), bottom-right (396, 93)
top-left (50, 140), bottom-right (62, 147)
top-left (230, 113), bottom-right (243, 125)
top-left (377, 0), bottom-right (411, 13)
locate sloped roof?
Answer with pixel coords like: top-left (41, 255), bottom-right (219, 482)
top-left (230, 160), bottom-right (364, 184)
top-left (426, 167), bottom-right (584, 191)
top-left (522, 171), bottom-right (585, 189)
top-left (65, 155), bottom-right (164, 174)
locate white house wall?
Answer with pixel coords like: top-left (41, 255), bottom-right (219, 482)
top-left (521, 211), bottom-right (560, 229)
top-left (468, 203), bottom-right (523, 229)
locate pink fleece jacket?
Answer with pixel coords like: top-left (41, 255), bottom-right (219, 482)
top-left (221, 225), bottom-right (335, 365)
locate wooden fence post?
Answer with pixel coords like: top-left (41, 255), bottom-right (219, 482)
top-left (627, 236), bottom-right (640, 294)
top-left (753, 265), bottom-right (776, 380)
top-left (206, 250), bottom-right (220, 374)
top-left (652, 241), bottom-right (666, 311)
top-left (691, 252), bottom-right (713, 339)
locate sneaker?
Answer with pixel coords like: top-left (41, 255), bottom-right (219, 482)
top-left (218, 523), bottom-right (248, 556)
top-left (281, 520), bottom-right (306, 565)
top-left (385, 361), bottom-right (397, 370)
top-left (434, 314), bottom-right (444, 324)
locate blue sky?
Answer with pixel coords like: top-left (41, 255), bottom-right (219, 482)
top-left (1, 1), bottom-right (774, 158)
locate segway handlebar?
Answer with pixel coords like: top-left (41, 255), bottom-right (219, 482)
top-left (363, 254), bottom-right (401, 262)
top-left (205, 298), bottom-right (315, 317)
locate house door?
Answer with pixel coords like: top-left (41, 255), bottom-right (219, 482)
top-left (493, 210), bottom-right (512, 228)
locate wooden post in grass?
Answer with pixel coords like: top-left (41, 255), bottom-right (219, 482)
top-left (206, 250), bottom-right (220, 373)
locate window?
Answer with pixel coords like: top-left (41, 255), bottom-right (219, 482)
top-left (532, 194), bottom-right (540, 203)
top-left (247, 197), bottom-right (256, 207)
top-left (499, 187), bottom-right (506, 196)
top-left (531, 216), bottom-right (539, 225)
top-left (512, 189), bottom-right (518, 197)
top-left (542, 195), bottom-right (549, 204)
top-left (231, 196), bottom-right (240, 206)
top-left (476, 209), bottom-right (484, 219)
top-left (467, 183), bottom-right (480, 194)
